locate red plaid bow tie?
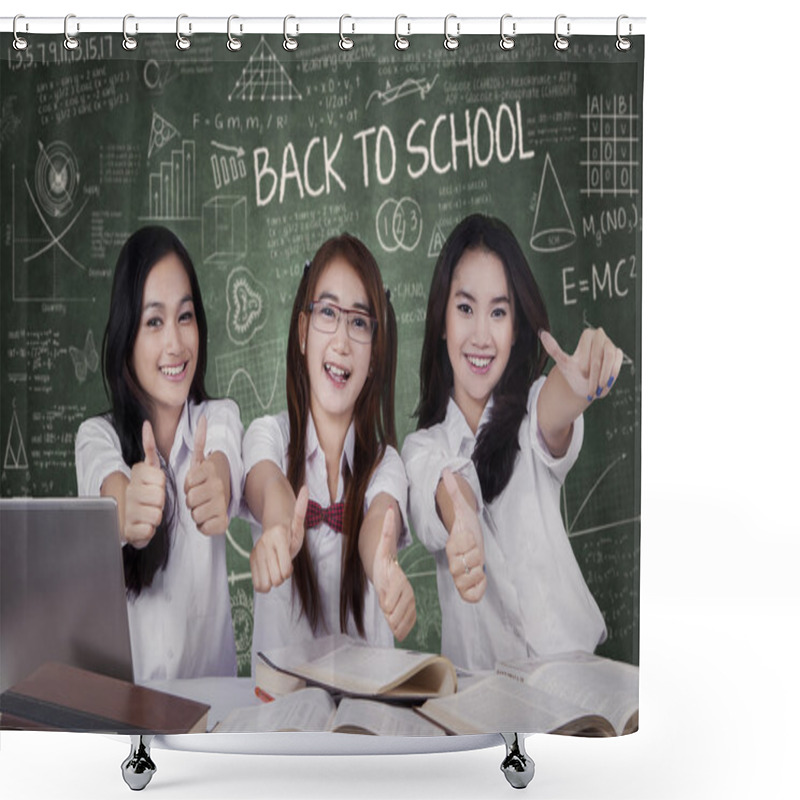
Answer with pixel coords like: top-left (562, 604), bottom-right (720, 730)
top-left (305, 500), bottom-right (345, 533)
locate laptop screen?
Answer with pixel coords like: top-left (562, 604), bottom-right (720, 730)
top-left (0, 497), bottom-right (134, 694)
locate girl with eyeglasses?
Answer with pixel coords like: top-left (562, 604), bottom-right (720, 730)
top-left (243, 234), bottom-right (416, 662)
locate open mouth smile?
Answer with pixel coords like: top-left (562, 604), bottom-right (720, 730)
top-left (465, 354), bottom-right (494, 374)
top-left (324, 362), bottom-right (351, 385)
top-left (159, 362), bottom-right (189, 379)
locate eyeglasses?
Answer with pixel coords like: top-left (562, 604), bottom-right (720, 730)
top-left (307, 299), bottom-right (377, 344)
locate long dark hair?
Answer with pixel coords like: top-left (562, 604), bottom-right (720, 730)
top-left (416, 214), bottom-right (550, 503)
top-left (101, 225), bottom-right (209, 597)
top-left (285, 234), bottom-right (398, 637)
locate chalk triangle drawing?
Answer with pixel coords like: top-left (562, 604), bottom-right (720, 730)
top-left (148, 111), bottom-right (180, 160)
top-left (428, 222), bottom-right (448, 258)
top-left (530, 153), bottom-right (577, 253)
top-left (228, 37), bottom-right (302, 102)
top-left (3, 409), bottom-right (28, 470)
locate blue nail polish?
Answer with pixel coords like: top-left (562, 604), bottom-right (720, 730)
top-left (607, 375), bottom-right (615, 388)
top-left (596, 386), bottom-right (603, 397)
top-left (587, 395), bottom-right (594, 402)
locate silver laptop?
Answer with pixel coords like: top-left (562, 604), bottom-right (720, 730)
top-left (0, 497), bottom-right (134, 694)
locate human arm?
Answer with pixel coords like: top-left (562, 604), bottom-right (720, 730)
top-left (245, 457), bottom-right (309, 593)
top-left (359, 493), bottom-right (417, 642)
top-left (100, 420), bottom-right (166, 549)
top-left (537, 328), bottom-right (624, 458)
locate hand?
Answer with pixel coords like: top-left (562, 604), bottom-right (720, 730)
top-left (124, 420), bottom-right (166, 549)
top-left (372, 506), bottom-right (417, 641)
top-left (442, 469), bottom-right (486, 603)
top-left (250, 486), bottom-right (309, 593)
top-left (184, 415), bottom-right (229, 536)
top-left (540, 328), bottom-right (623, 404)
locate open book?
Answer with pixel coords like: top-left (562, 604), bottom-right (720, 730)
top-left (214, 687), bottom-right (446, 736)
top-left (418, 652), bottom-right (638, 737)
top-left (256, 634), bottom-right (457, 702)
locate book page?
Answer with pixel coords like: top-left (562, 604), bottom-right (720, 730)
top-left (332, 698), bottom-right (446, 737)
top-left (301, 645), bottom-right (437, 695)
top-left (213, 688), bottom-right (336, 733)
top-left (519, 657), bottom-right (638, 735)
top-left (420, 675), bottom-right (595, 735)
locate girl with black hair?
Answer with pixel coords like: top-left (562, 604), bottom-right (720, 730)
top-left (402, 214), bottom-right (622, 671)
top-left (243, 234), bottom-right (416, 664)
top-left (75, 226), bottom-right (243, 683)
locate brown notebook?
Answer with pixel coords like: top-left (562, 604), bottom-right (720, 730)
top-left (0, 662), bottom-right (209, 734)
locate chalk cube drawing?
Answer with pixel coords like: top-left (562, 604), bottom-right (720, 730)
top-left (203, 196), bottom-right (247, 264)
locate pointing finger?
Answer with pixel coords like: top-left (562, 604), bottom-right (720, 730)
top-left (539, 330), bottom-right (568, 367)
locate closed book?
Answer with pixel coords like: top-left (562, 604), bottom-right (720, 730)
top-left (0, 662), bottom-right (209, 734)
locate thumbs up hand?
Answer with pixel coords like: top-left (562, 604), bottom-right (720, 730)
top-left (184, 415), bottom-right (229, 536)
top-left (124, 420), bottom-right (166, 548)
top-left (442, 469), bottom-right (487, 603)
top-left (372, 505), bottom-right (416, 642)
top-left (250, 486), bottom-right (309, 593)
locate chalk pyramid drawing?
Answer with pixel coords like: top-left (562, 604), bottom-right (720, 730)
top-left (148, 111), bottom-right (180, 160)
top-left (3, 409), bottom-right (28, 470)
top-left (228, 37), bottom-right (302, 102)
top-left (428, 222), bottom-right (448, 258)
top-left (530, 153), bottom-right (577, 253)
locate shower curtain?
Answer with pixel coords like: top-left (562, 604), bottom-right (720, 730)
top-left (0, 22), bottom-right (643, 737)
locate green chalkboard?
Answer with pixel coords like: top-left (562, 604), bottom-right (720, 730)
top-left (1, 33), bottom-right (643, 672)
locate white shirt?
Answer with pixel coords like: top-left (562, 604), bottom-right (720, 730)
top-left (75, 398), bottom-right (243, 683)
top-left (243, 411), bottom-right (410, 664)
top-left (402, 376), bottom-right (607, 671)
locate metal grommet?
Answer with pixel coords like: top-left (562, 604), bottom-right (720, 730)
top-left (13, 15), bottom-right (28, 51)
top-left (500, 14), bottom-right (515, 51)
top-left (616, 15), bottom-right (632, 51)
top-left (339, 15), bottom-right (354, 51)
top-left (554, 14), bottom-right (570, 51)
top-left (64, 13), bottom-right (80, 51)
top-left (444, 14), bottom-right (459, 51)
top-left (283, 16), bottom-right (298, 51)
top-left (227, 15), bottom-right (242, 51)
top-left (176, 13), bottom-right (191, 51)
top-left (122, 14), bottom-right (138, 51)
top-left (395, 15), bottom-right (410, 51)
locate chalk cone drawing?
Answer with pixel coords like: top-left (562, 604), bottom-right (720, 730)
top-left (3, 409), bottom-right (28, 471)
top-left (530, 152), bottom-right (577, 253)
top-left (68, 329), bottom-right (99, 383)
top-left (228, 37), bottom-right (302, 102)
top-left (226, 266), bottom-right (267, 345)
top-left (148, 110), bottom-right (180, 160)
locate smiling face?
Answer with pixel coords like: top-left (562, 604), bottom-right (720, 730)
top-left (300, 257), bottom-right (373, 431)
top-left (131, 252), bottom-right (199, 434)
top-left (445, 247), bottom-right (515, 433)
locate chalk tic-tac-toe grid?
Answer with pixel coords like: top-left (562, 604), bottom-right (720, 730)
top-left (581, 94), bottom-right (639, 198)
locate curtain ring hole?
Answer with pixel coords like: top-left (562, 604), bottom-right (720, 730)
top-left (283, 16), bottom-right (299, 51)
top-left (13, 15), bottom-right (28, 51)
top-left (122, 14), bottom-right (138, 51)
top-left (500, 14), bottom-right (516, 51)
top-left (395, 15), bottom-right (410, 51)
top-left (176, 14), bottom-right (191, 51)
top-left (227, 15), bottom-right (242, 51)
top-left (64, 14), bottom-right (80, 51)
top-left (554, 14), bottom-right (570, 51)
top-left (444, 14), bottom-right (460, 51)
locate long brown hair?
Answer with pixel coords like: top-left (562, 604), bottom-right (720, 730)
top-left (416, 214), bottom-right (550, 503)
top-left (285, 234), bottom-right (398, 636)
